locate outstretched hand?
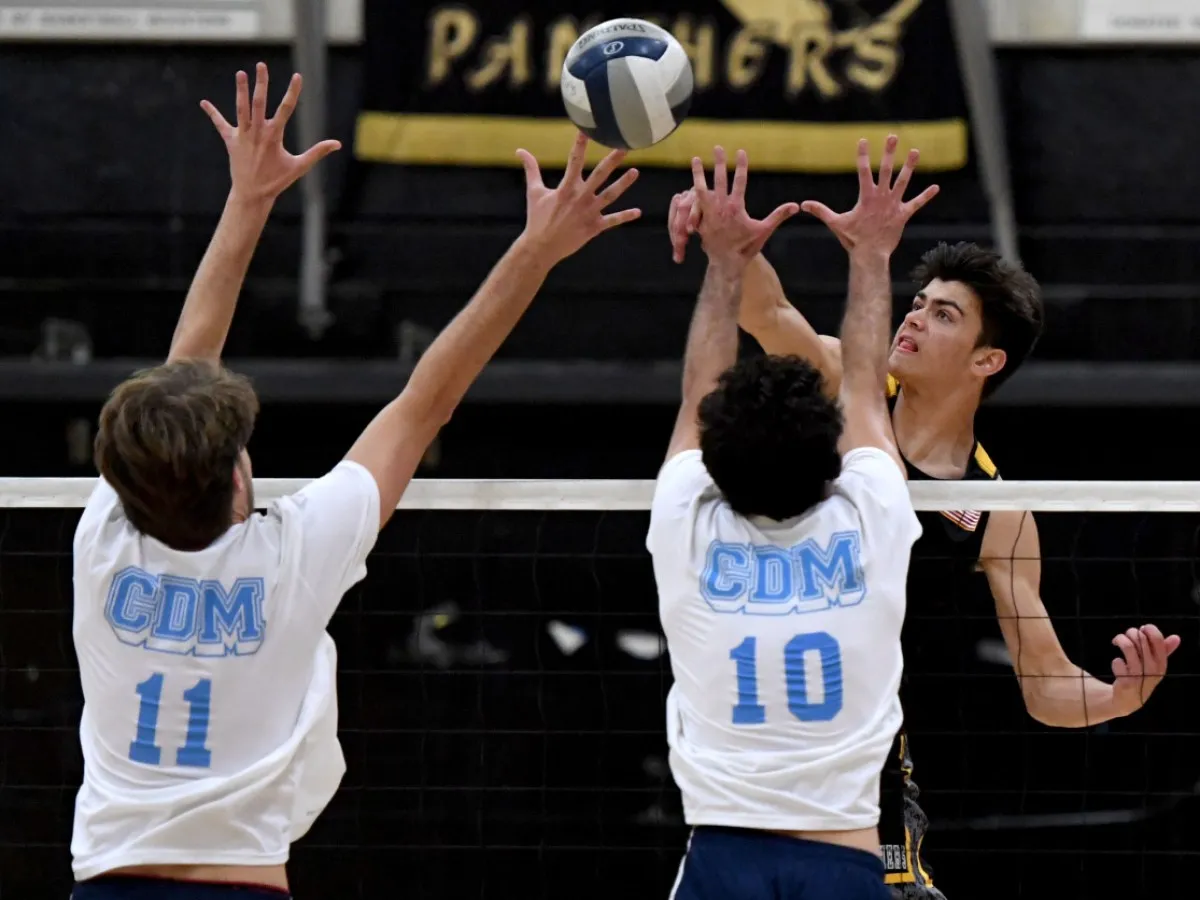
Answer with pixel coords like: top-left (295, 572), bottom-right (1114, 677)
top-left (1110, 624), bottom-right (1181, 715)
top-left (516, 132), bottom-right (641, 266)
top-left (201, 62), bottom-right (342, 204)
top-left (801, 134), bottom-right (939, 256)
top-left (688, 147), bottom-right (798, 270)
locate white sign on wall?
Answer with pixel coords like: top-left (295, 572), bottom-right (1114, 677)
top-left (1082, 0), bottom-right (1200, 40)
top-left (0, 0), bottom-right (361, 42)
top-left (0, 5), bottom-right (259, 39)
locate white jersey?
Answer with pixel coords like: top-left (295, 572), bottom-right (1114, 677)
top-left (648, 447), bottom-right (920, 832)
top-left (70, 461), bottom-right (380, 880)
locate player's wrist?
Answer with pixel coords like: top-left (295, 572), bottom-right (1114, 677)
top-left (510, 231), bottom-right (560, 274)
top-left (225, 188), bottom-right (277, 218)
top-left (847, 244), bottom-right (893, 266)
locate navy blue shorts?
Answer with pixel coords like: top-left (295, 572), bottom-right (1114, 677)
top-left (72, 876), bottom-right (290, 900)
top-left (671, 827), bottom-right (890, 900)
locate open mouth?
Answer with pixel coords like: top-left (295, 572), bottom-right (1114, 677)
top-left (896, 335), bottom-right (918, 353)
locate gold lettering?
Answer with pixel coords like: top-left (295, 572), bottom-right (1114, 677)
top-left (726, 24), bottom-right (773, 90)
top-left (426, 8), bottom-right (479, 87)
top-left (670, 16), bottom-right (716, 90)
top-left (545, 17), bottom-right (581, 88)
top-left (785, 24), bottom-right (840, 99)
top-left (846, 23), bottom-right (901, 92)
top-left (466, 17), bottom-right (533, 92)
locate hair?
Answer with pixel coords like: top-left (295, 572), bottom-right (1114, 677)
top-left (94, 360), bottom-right (259, 551)
top-left (911, 241), bottom-right (1044, 397)
top-left (698, 355), bottom-right (844, 521)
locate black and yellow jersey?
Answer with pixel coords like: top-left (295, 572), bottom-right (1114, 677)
top-left (878, 375), bottom-right (999, 891)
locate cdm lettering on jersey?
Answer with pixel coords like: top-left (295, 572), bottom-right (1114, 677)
top-left (700, 531), bottom-right (865, 615)
top-left (104, 566), bottom-right (266, 656)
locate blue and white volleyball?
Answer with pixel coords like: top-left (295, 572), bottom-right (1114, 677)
top-left (561, 19), bottom-right (694, 151)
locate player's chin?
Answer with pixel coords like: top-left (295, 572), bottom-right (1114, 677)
top-left (887, 346), bottom-right (918, 377)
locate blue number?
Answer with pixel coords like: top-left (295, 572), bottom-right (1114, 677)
top-left (784, 632), bottom-right (843, 721)
top-left (129, 673), bottom-right (164, 764)
top-left (729, 637), bottom-right (767, 724)
top-left (177, 679), bottom-right (213, 767)
top-left (128, 674), bottom-right (213, 769)
top-left (730, 631), bottom-right (844, 725)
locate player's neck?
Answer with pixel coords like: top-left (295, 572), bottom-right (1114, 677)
top-left (891, 379), bottom-right (981, 478)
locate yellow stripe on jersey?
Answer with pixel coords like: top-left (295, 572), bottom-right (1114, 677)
top-left (973, 443), bottom-right (998, 478)
top-left (886, 374), bottom-right (900, 398)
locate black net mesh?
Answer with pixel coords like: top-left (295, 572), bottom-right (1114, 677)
top-left (0, 503), bottom-right (1195, 899)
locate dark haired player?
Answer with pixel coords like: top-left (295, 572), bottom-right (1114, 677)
top-left (649, 139), bottom-right (936, 899)
top-left (69, 63), bottom-right (641, 900)
top-left (668, 143), bottom-right (1181, 898)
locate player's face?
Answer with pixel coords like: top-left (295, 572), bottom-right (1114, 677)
top-left (887, 279), bottom-right (1003, 391)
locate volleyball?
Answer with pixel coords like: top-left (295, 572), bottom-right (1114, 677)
top-left (560, 18), bottom-right (694, 151)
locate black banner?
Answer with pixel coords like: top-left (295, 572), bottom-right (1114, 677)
top-left (356, 0), bottom-right (969, 173)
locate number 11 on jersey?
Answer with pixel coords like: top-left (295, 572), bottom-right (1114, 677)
top-left (129, 673), bottom-right (214, 768)
top-left (730, 632), bottom-right (844, 724)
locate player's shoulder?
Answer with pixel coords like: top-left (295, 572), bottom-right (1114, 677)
top-left (972, 442), bottom-right (999, 479)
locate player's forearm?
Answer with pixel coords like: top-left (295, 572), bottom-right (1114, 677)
top-left (838, 248), bottom-right (893, 395)
top-left (1021, 666), bottom-right (1129, 728)
top-left (168, 191), bottom-right (274, 362)
top-left (400, 235), bottom-right (553, 425)
top-left (738, 253), bottom-right (785, 333)
top-left (681, 260), bottom-right (743, 402)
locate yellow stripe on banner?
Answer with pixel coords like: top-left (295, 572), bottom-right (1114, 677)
top-left (354, 112), bottom-right (969, 173)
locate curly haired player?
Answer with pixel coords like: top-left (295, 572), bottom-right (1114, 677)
top-left (668, 138), bottom-right (1180, 899)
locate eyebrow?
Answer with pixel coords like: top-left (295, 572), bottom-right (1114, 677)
top-left (915, 291), bottom-right (964, 315)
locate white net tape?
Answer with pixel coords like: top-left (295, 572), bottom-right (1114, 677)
top-left (0, 477), bottom-right (1195, 511)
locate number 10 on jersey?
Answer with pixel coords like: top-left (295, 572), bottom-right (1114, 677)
top-left (730, 632), bottom-right (843, 724)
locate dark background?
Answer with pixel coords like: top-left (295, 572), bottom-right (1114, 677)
top-left (1, 7), bottom-right (1199, 899)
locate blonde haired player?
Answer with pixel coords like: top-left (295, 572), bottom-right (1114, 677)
top-left (68, 63), bottom-right (641, 900)
top-left (649, 139), bottom-right (937, 899)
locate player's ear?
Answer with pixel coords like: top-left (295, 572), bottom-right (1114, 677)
top-left (973, 346), bottom-right (1006, 379)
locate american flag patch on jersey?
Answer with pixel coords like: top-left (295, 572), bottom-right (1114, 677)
top-left (941, 509), bottom-right (982, 531)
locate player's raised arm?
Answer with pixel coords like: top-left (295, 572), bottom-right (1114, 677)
top-left (669, 191), bottom-right (842, 388)
top-left (803, 136), bottom-right (938, 475)
top-left (168, 62), bottom-right (341, 362)
top-left (664, 148), bottom-right (798, 461)
top-left (347, 134), bottom-right (640, 528)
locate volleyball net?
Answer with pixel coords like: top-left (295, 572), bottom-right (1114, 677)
top-left (0, 478), bottom-right (1194, 900)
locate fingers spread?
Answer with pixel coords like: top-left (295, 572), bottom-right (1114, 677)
top-left (200, 100), bottom-right (234, 141)
top-left (564, 132), bottom-right (589, 182)
top-left (904, 184), bottom-right (940, 217)
top-left (297, 140), bottom-right (343, 171)
top-left (690, 156), bottom-right (709, 195)
top-left (516, 149), bottom-right (543, 190)
top-left (712, 146), bottom-right (728, 196)
top-left (235, 70), bottom-right (251, 130)
top-left (731, 149), bottom-right (749, 202)
top-left (877, 133), bottom-right (899, 191)
top-left (273, 73), bottom-right (303, 128)
top-left (855, 138), bottom-right (873, 194)
top-left (596, 168), bottom-right (639, 208)
top-left (585, 148), bottom-right (627, 193)
top-left (892, 148), bottom-right (920, 197)
top-left (602, 207), bottom-right (642, 231)
top-left (800, 200), bottom-right (837, 226)
top-left (251, 62), bottom-right (269, 128)
top-left (761, 201), bottom-right (800, 235)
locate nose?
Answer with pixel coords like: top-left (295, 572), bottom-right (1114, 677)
top-left (903, 308), bottom-right (926, 331)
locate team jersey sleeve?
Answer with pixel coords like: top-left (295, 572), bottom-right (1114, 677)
top-left (646, 449), bottom-right (715, 559)
top-left (275, 460), bottom-right (381, 625)
top-left (73, 477), bottom-right (125, 556)
top-left (836, 447), bottom-right (922, 551)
